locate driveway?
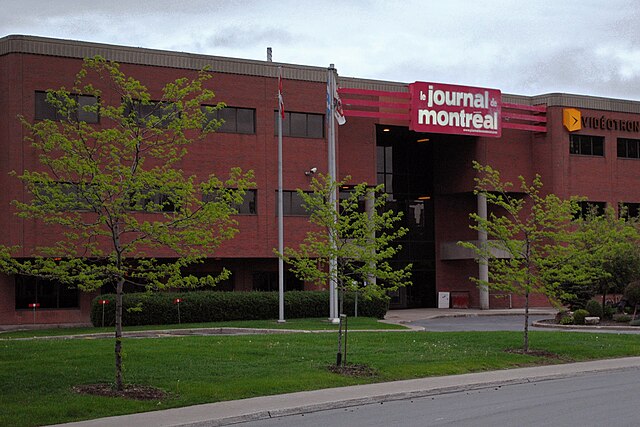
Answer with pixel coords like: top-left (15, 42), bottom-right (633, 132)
top-left (410, 314), bottom-right (550, 332)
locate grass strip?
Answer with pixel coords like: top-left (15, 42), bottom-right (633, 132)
top-left (1, 330), bottom-right (638, 426)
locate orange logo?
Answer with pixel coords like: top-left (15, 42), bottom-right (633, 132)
top-left (563, 108), bottom-right (581, 132)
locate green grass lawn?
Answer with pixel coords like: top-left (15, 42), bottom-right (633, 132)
top-left (0, 317), bottom-right (405, 339)
top-left (1, 330), bottom-right (639, 426)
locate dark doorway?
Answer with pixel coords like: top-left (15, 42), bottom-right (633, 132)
top-left (376, 125), bottom-right (436, 308)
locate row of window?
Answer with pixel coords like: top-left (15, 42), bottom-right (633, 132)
top-left (576, 201), bottom-right (640, 220)
top-left (34, 91), bottom-right (324, 138)
top-left (14, 271), bottom-right (305, 309)
top-left (569, 134), bottom-right (640, 159)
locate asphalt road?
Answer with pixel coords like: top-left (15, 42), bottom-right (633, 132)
top-left (234, 368), bottom-right (640, 427)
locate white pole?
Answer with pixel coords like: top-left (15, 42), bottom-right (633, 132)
top-left (478, 192), bottom-right (489, 309)
top-left (278, 66), bottom-right (285, 323)
top-left (328, 64), bottom-right (339, 322)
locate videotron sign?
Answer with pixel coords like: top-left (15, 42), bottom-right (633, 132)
top-left (563, 108), bottom-right (640, 133)
top-left (409, 82), bottom-right (502, 138)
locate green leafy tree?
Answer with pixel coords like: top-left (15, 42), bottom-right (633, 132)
top-left (281, 175), bottom-right (412, 364)
top-left (557, 207), bottom-right (640, 310)
top-left (0, 57), bottom-right (252, 390)
top-left (460, 162), bottom-right (580, 352)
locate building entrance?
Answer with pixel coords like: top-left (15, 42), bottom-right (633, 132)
top-left (376, 125), bottom-right (437, 308)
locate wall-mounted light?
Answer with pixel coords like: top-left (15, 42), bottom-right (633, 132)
top-left (416, 138), bottom-right (430, 143)
top-left (382, 128), bottom-right (391, 132)
top-left (417, 196), bottom-right (431, 200)
top-left (305, 167), bottom-right (318, 176)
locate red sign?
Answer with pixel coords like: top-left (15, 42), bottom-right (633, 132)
top-left (409, 82), bottom-right (502, 137)
top-left (28, 303), bottom-right (40, 308)
top-left (99, 299), bottom-right (110, 305)
top-left (173, 298), bottom-right (183, 304)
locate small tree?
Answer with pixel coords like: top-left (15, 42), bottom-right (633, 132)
top-left (281, 175), bottom-right (412, 364)
top-left (0, 57), bottom-right (252, 390)
top-left (460, 162), bottom-right (580, 352)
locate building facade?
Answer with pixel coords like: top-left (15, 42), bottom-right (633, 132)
top-left (1, 35), bottom-right (640, 326)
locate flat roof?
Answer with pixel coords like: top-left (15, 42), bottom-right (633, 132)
top-left (2, 34), bottom-right (640, 114)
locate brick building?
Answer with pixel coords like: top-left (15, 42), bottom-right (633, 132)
top-left (1, 35), bottom-right (640, 326)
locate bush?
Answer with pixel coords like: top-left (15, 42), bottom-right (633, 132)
top-left (585, 300), bottom-right (603, 318)
top-left (613, 313), bottom-right (631, 323)
top-left (90, 290), bottom-right (389, 327)
top-left (572, 309), bottom-right (589, 325)
top-left (629, 319), bottom-right (640, 327)
top-left (559, 316), bottom-right (574, 325)
top-left (603, 306), bottom-right (616, 320)
top-left (624, 281), bottom-right (640, 307)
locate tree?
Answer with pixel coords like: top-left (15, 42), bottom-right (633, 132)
top-left (0, 57), bottom-right (252, 390)
top-left (556, 207), bottom-right (640, 310)
top-left (460, 162), bottom-right (580, 352)
top-left (281, 175), bottom-right (412, 364)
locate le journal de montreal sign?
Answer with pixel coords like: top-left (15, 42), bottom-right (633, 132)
top-left (409, 82), bottom-right (502, 138)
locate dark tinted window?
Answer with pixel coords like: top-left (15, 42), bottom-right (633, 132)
top-left (275, 111), bottom-right (324, 138)
top-left (203, 106), bottom-right (256, 134)
top-left (570, 134), bottom-right (604, 156)
top-left (35, 91), bottom-right (99, 123)
top-left (617, 138), bottom-right (640, 159)
top-left (15, 275), bottom-right (79, 309)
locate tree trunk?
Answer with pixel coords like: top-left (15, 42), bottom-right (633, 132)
top-left (114, 277), bottom-right (124, 391)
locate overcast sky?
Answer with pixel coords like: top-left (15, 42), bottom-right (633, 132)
top-left (2, 0), bottom-right (640, 99)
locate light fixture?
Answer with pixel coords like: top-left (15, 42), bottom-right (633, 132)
top-left (304, 167), bottom-right (318, 176)
top-left (382, 128), bottom-right (390, 132)
top-left (417, 196), bottom-right (431, 200)
top-left (416, 138), bottom-right (430, 143)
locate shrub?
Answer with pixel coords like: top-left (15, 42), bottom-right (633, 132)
top-left (629, 319), bottom-right (640, 326)
top-left (585, 300), bottom-right (603, 318)
top-left (90, 290), bottom-right (389, 327)
top-left (624, 281), bottom-right (640, 307)
top-left (603, 306), bottom-right (616, 320)
top-left (559, 316), bottom-right (574, 325)
top-left (613, 313), bottom-right (631, 323)
top-left (572, 309), bottom-right (589, 325)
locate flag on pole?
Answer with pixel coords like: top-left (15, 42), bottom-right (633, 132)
top-left (278, 67), bottom-right (285, 119)
top-left (333, 84), bottom-right (346, 125)
top-left (326, 70), bottom-right (346, 125)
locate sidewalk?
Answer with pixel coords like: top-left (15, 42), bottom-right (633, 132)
top-left (52, 356), bottom-right (640, 427)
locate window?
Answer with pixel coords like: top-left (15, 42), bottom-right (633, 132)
top-left (277, 190), bottom-right (313, 216)
top-left (252, 271), bottom-right (303, 291)
top-left (569, 134), bottom-right (604, 156)
top-left (203, 106), bottom-right (255, 134)
top-left (617, 138), bottom-right (640, 159)
top-left (129, 189), bottom-right (177, 212)
top-left (203, 189), bottom-right (257, 215)
top-left (33, 182), bottom-right (97, 211)
top-left (15, 275), bottom-right (79, 309)
top-left (35, 91), bottom-right (99, 123)
top-left (619, 202), bottom-right (640, 220)
top-left (124, 99), bottom-right (177, 128)
top-left (275, 111), bottom-right (324, 138)
top-left (377, 145), bottom-right (394, 195)
top-left (575, 201), bottom-right (606, 219)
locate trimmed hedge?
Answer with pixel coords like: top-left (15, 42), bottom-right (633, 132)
top-left (90, 290), bottom-right (389, 327)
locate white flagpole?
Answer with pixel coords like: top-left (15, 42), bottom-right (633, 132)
top-left (328, 64), bottom-right (339, 322)
top-left (278, 66), bottom-right (285, 323)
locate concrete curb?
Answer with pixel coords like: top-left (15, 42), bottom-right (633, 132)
top-left (533, 320), bottom-right (640, 332)
top-left (51, 356), bottom-right (640, 427)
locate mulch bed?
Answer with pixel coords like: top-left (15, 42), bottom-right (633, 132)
top-left (72, 383), bottom-right (167, 400)
top-left (327, 363), bottom-right (377, 377)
